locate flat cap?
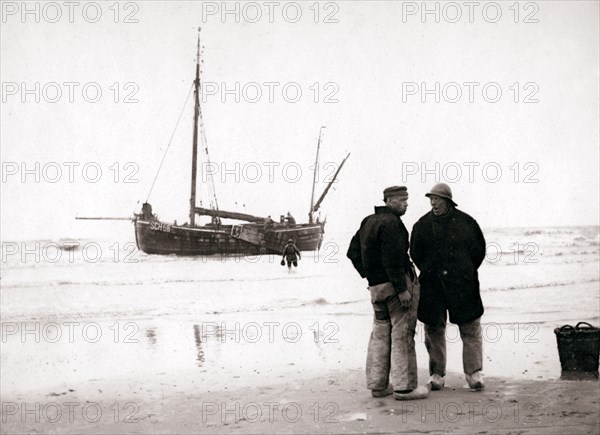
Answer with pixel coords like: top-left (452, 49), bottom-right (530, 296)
top-left (383, 186), bottom-right (408, 201)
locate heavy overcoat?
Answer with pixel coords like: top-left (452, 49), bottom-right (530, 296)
top-left (410, 207), bottom-right (486, 325)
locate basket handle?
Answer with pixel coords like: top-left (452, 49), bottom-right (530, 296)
top-left (575, 322), bottom-right (594, 330)
top-left (558, 324), bottom-right (575, 332)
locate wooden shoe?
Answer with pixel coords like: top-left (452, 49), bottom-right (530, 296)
top-left (429, 374), bottom-right (445, 390)
top-left (466, 371), bottom-right (485, 390)
top-left (371, 384), bottom-right (393, 398)
top-left (393, 384), bottom-right (431, 400)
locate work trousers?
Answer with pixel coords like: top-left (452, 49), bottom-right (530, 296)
top-left (424, 316), bottom-right (483, 376)
top-left (366, 274), bottom-right (419, 391)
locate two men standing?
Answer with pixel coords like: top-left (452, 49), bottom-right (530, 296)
top-left (348, 183), bottom-right (486, 399)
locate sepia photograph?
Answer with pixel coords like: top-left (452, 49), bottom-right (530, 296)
top-left (1, 1), bottom-right (599, 433)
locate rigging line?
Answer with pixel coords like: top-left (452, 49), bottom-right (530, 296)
top-left (198, 99), bottom-right (220, 211)
top-left (196, 44), bottom-right (219, 211)
top-left (145, 82), bottom-right (194, 203)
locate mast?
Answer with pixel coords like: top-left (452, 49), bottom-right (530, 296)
top-left (309, 126), bottom-right (326, 224)
top-left (189, 29), bottom-right (201, 226)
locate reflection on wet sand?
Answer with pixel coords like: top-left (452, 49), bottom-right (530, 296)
top-left (146, 327), bottom-right (157, 346)
top-left (193, 324), bottom-right (205, 367)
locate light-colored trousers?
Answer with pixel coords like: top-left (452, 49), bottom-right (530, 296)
top-left (366, 274), bottom-right (419, 391)
top-left (424, 316), bottom-right (483, 376)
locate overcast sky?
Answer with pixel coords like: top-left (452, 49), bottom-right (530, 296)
top-left (1, 1), bottom-right (599, 241)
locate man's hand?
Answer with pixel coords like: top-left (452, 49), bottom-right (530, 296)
top-left (398, 290), bottom-right (412, 309)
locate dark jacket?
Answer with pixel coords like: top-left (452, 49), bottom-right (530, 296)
top-left (347, 206), bottom-right (413, 293)
top-left (410, 206), bottom-right (486, 325)
top-left (283, 243), bottom-right (301, 261)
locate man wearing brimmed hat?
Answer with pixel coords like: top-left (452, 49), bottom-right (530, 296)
top-left (410, 183), bottom-right (486, 391)
top-left (347, 186), bottom-right (430, 400)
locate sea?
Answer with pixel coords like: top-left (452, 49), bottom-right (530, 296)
top-left (1, 226), bottom-right (599, 397)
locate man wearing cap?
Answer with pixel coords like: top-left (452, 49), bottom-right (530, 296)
top-left (410, 183), bottom-right (486, 391)
top-left (347, 186), bottom-right (429, 400)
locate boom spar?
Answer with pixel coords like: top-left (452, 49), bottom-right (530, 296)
top-left (312, 152), bottom-right (350, 214)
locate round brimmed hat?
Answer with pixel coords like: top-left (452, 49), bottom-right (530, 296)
top-left (425, 183), bottom-right (458, 207)
top-left (383, 186), bottom-right (408, 201)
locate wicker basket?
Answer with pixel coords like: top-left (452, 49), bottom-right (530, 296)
top-left (554, 322), bottom-right (600, 372)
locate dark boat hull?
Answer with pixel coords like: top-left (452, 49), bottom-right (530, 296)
top-left (135, 219), bottom-right (324, 256)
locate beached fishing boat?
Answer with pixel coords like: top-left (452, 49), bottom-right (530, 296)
top-left (132, 31), bottom-right (348, 256)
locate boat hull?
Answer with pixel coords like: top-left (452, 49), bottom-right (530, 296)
top-left (135, 219), bottom-right (324, 256)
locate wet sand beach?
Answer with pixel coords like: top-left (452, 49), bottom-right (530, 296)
top-left (2, 367), bottom-right (599, 434)
top-left (2, 281), bottom-right (599, 434)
